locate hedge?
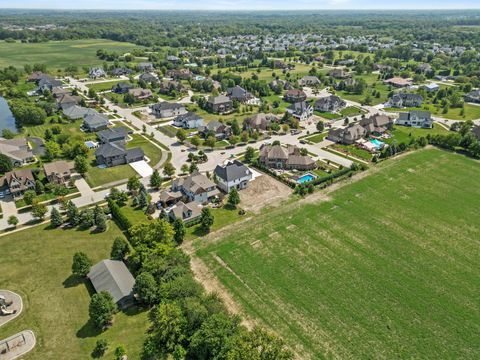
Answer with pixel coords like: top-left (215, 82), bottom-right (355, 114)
top-left (107, 198), bottom-right (132, 230)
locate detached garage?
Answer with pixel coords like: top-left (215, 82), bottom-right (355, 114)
top-left (87, 259), bottom-right (135, 310)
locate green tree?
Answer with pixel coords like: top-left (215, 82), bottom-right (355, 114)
top-left (23, 190), bottom-right (37, 205)
top-left (127, 176), bottom-right (141, 192)
top-left (79, 208), bottom-right (95, 228)
top-left (50, 207), bottom-right (63, 227)
top-left (74, 155), bottom-right (89, 175)
top-left (111, 236), bottom-right (130, 260)
top-left (72, 252), bottom-right (92, 277)
top-left (0, 154), bottom-right (13, 173)
top-left (163, 162), bottom-right (175, 177)
top-left (150, 169), bottom-right (162, 188)
top-left (176, 129), bottom-right (187, 143)
top-left (31, 202), bottom-right (47, 220)
top-left (148, 302), bottom-right (186, 355)
top-left (44, 141), bottom-right (61, 161)
top-left (244, 146), bottom-right (255, 163)
top-left (66, 201), bottom-right (80, 226)
top-left (94, 206), bottom-right (107, 232)
top-left (89, 291), bottom-right (116, 329)
top-left (173, 218), bottom-right (186, 244)
top-left (92, 339), bottom-right (109, 358)
top-left (114, 345), bottom-right (127, 360)
top-left (129, 219), bottom-right (175, 250)
top-left (200, 207), bottom-right (214, 233)
top-left (7, 215), bottom-right (18, 228)
top-left (228, 188), bottom-right (240, 208)
top-left (133, 272), bottom-right (158, 305)
top-left (316, 120), bottom-right (325, 132)
top-left (204, 135), bottom-right (216, 149)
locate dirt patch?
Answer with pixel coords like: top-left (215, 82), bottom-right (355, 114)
top-left (189, 255), bottom-right (255, 329)
top-left (240, 173), bottom-right (293, 213)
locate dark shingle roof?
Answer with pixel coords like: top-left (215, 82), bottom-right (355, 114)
top-left (214, 160), bottom-right (251, 182)
top-left (88, 259), bottom-right (135, 304)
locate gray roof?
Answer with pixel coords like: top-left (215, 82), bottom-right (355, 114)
top-left (125, 147), bottom-right (144, 161)
top-left (95, 142), bottom-right (126, 158)
top-left (208, 94), bottom-right (231, 105)
top-left (175, 111), bottom-right (203, 122)
top-left (97, 127), bottom-right (128, 142)
top-left (214, 160), bottom-right (251, 182)
top-left (150, 102), bottom-right (185, 111)
top-left (398, 110), bottom-right (431, 120)
top-left (84, 113), bottom-right (109, 128)
top-left (88, 259), bottom-right (135, 304)
top-left (63, 106), bottom-right (95, 120)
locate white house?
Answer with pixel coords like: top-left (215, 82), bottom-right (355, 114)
top-left (173, 112), bottom-right (204, 129)
top-left (213, 160), bottom-right (252, 193)
top-left (287, 101), bottom-right (313, 121)
top-left (396, 111), bottom-right (433, 128)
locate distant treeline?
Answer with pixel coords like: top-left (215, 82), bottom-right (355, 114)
top-left (1, 10), bottom-right (480, 47)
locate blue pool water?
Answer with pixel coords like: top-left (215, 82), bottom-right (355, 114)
top-left (297, 173), bottom-right (316, 184)
top-left (370, 139), bottom-right (385, 148)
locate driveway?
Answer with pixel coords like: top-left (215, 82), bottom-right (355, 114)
top-left (130, 160), bottom-right (153, 177)
top-left (74, 177), bottom-right (94, 197)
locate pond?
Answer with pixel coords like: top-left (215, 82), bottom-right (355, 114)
top-left (0, 96), bottom-right (17, 133)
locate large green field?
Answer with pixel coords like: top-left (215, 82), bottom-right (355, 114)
top-left (0, 39), bottom-right (140, 69)
top-left (0, 223), bottom-right (149, 359)
top-left (196, 149), bottom-right (480, 359)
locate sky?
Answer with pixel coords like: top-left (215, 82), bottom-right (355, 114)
top-left (0, 0), bottom-right (479, 10)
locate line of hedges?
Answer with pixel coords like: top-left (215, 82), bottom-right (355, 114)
top-left (107, 198), bottom-right (132, 230)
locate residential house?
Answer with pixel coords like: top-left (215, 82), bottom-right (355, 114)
top-left (139, 72), bottom-right (158, 84)
top-left (384, 77), bottom-right (412, 88)
top-left (158, 190), bottom-right (183, 207)
top-left (329, 68), bottom-right (350, 79)
top-left (43, 161), bottom-right (72, 186)
top-left (159, 80), bottom-right (184, 95)
top-left (137, 62), bottom-right (154, 72)
top-left (423, 83), bottom-right (440, 92)
top-left (464, 90), bottom-right (480, 104)
top-left (166, 55), bottom-right (180, 63)
top-left (389, 93), bottom-right (423, 108)
top-left (327, 123), bottom-right (366, 144)
top-left (128, 88), bottom-right (153, 100)
top-left (110, 67), bottom-right (133, 77)
top-left (150, 102), bottom-right (187, 118)
top-left (314, 95), bottom-right (346, 112)
top-left (63, 106), bottom-right (96, 120)
top-left (243, 113), bottom-right (279, 132)
top-left (274, 60), bottom-right (288, 69)
top-left (97, 127), bottom-right (129, 144)
top-left (359, 114), bottom-right (393, 135)
top-left (259, 144), bottom-right (316, 171)
top-left (83, 113), bottom-right (109, 132)
top-left (88, 259), bottom-right (135, 310)
top-left (0, 169), bottom-right (35, 198)
top-left (36, 76), bottom-right (63, 93)
top-left (227, 85), bottom-right (253, 103)
top-left (171, 172), bottom-right (220, 203)
top-left (284, 89), bottom-right (307, 103)
top-left (168, 201), bottom-right (202, 224)
top-left (207, 95), bottom-right (233, 114)
top-left (269, 79), bottom-right (292, 92)
top-left (198, 120), bottom-right (232, 140)
top-left (95, 143), bottom-right (144, 167)
top-left (56, 93), bottom-right (79, 110)
top-left (112, 82), bottom-right (133, 94)
top-left (173, 112), bottom-right (204, 129)
top-left (287, 101), bottom-right (313, 121)
top-left (396, 111), bottom-right (433, 128)
top-left (214, 160), bottom-right (252, 193)
top-left (165, 69), bottom-right (191, 80)
top-left (0, 138), bottom-right (35, 167)
top-left (298, 76), bottom-right (321, 86)
top-left (89, 67), bottom-right (106, 79)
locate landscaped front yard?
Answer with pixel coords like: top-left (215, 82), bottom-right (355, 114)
top-left (0, 223), bottom-right (149, 360)
top-left (384, 103), bottom-right (480, 121)
top-left (385, 123), bottom-right (449, 145)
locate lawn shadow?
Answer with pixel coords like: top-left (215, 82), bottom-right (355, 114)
top-left (122, 304), bottom-right (148, 317)
top-left (192, 225), bottom-right (208, 237)
top-left (62, 274), bottom-right (84, 288)
top-left (76, 318), bottom-right (102, 339)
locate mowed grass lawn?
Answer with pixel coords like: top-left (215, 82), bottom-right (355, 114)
top-left (0, 39), bottom-right (140, 69)
top-left (196, 149), bottom-right (480, 359)
top-left (0, 223), bottom-right (149, 359)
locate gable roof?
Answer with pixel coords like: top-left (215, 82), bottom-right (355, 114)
top-left (43, 160), bottom-right (72, 177)
top-left (88, 259), bottom-right (135, 304)
top-left (97, 127), bottom-right (128, 142)
top-left (214, 160), bottom-right (251, 182)
top-left (150, 102), bottom-right (185, 111)
top-left (208, 94), bottom-right (231, 105)
top-left (95, 142), bottom-right (126, 158)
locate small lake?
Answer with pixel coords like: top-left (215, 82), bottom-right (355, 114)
top-left (0, 96), bottom-right (17, 133)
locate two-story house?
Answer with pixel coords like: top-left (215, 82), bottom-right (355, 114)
top-left (0, 169), bottom-right (36, 198)
top-left (214, 160), bottom-right (252, 193)
top-left (171, 172), bottom-right (220, 204)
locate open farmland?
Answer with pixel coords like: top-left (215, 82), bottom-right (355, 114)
top-left (0, 39), bottom-right (140, 69)
top-left (195, 148), bottom-right (480, 359)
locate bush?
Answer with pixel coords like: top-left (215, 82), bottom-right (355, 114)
top-left (108, 198), bottom-right (132, 230)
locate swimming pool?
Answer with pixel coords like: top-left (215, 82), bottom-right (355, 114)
top-left (297, 173), bottom-right (317, 184)
top-left (370, 139), bottom-right (385, 148)
top-left (85, 140), bottom-right (98, 149)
